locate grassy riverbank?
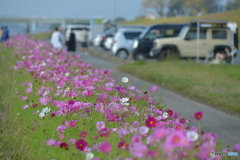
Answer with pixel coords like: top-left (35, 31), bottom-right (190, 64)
top-left (0, 44), bottom-right (32, 159)
top-left (118, 60), bottom-right (240, 116)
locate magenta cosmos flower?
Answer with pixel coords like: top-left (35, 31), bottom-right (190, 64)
top-left (98, 141), bottom-right (112, 153)
top-left (145, 117), bottom-right (157, 128)
top-left (194, 111), bottom-right (203, 121)
top-left (75, 139), bottom-right (88, 151)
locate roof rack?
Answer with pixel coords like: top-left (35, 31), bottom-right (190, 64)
top-left (190, 19), bottom-right (229, 28)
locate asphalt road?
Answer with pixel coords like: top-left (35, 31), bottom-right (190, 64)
top-left (77, 47), bottom-right (240, 148)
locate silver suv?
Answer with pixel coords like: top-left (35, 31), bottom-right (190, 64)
top-left (111, 28), bottom-right (144, 59)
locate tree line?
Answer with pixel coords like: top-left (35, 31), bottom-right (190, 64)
top-left (142, 0), bottom-right (240, 17)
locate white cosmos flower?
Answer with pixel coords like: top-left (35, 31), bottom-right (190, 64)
top-left (187, 131), bottom-right (199, 141)
top-left (162, 112), bottom-right (168, 119)
top-left (85, 152), bottom-right (94, 160)
top-left (120, 97), bottom-right (129, 103)
top-left (42, 107), bottom-right (51, 113)
top-left (122, 77), bottom-right (129, 83)
top-left (120, 97), bottom-right (129, 106)
top-left (39, 107), bottom-right (51, 118)
top-left (39, 112), bottom-right (45, 118)
top-left (65, 72), bottom-right (69, 76)
top-left (134, 112), bottom-right (140, 116)
top-left (139, 126), bottom-right (149, 135)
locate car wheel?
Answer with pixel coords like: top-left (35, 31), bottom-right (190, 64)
top-left (117, 49), bottom-right (129, 59)
top-left (133, 52), bottom-right (146, 61)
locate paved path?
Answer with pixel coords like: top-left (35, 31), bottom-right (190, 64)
top-left (77, 50), bottom-right (240, 148)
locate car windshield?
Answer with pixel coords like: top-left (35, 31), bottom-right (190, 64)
top-left (123, 31), bottom-right (142, 40)
top-left (139, 26), bottom-right (151, 38)
top-left (178, 26), bottom-right (188, 37)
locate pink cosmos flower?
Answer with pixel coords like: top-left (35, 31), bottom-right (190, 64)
top-left (131, 134), bottom-right (142, 144)
top-left (194, 111), bottom-right (203, 120)
top-left (68, 138), bottom-right (76, 144)
top-left (22, 104), bottom-right (29, 109)
top-left (79, 130), bottom-right (88, 138)
top-left (95, 103), bottom-right (104, 113)
top-left (39, 96), bottom-right (51, 105)
top-left (98, 141), bottom-right (112, 153)
top-left (59, 134), bottom-right (64, 139)
top-left (139, 126), bottom-right (149, 136)
top-left (130, 144), bottom-right (148, 158)
top-left (81, 90), bottom-right (93, 97)
top-left (56, 125), bottom-right (68, 133)
top-left (75, 139), bottom-right (88, 151)
top-left (69, 120), bottom-right (77, 127)
top-left (148, 150), bottom-right (158, 158)
top-left (151, 128), bottom-right (169, 141)
top-left (25, 87), bottom-right (32, 93)
top-left (46, 139), bottom-right (55, 146)
top-left (233, 143), bottom-right (240, 152)
top-left (174, 123), bottom-right (184, 131)
top-left (150, 86), bottom-right (157, 92)
top-left (117, 127), bottom-right (129, 137)
top-left (164, 131), bottom-right (185, 149)
top-left (21, 96), bottom-right (27, 101)
top-left (96, 121), bottom-right (105, 130)
top-left (118, 140), bottom-right (129, 150)
top-left (130, 121), bottom-right (140, 133)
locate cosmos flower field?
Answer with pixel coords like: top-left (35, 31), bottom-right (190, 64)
top-left (3, 35), bottom-right (240, 160)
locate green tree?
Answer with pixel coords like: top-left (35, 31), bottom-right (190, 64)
top-left (142, 0), bottom-right (168, 17)
top-left (226, 0), bottom-right (240, 10)
top-left (168, 0), bottom-right (186, 16)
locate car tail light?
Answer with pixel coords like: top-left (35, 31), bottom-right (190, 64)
top-left (101, 36), bottom-right (106, 41)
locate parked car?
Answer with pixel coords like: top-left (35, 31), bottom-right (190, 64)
top-left (104, 37), bottom-right (114, 50)
top-left (132, 23), bottom-right (187, 60)
top-left (65, 24), bottom-right (90, 42)
top-left (111, 28), bottom-right (144, 59)
top-left (150, 20), bottom-right (238, 61)
top-left (100, 25), bottom-right (147, 50)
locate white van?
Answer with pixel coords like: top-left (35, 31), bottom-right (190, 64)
top-left (65, 24), bottom-right (90, 42)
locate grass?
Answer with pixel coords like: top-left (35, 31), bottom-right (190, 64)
top-left (120, 10), bottom-right (240, 46)
top-left (30, 32), bottom-right (52, 41)
top-left (0, 44), bottom-right (33, 160)
top-left (118, 60), bottom-right (240, 116)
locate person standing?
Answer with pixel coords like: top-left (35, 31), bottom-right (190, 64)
top-left (66, 28), bottom-right (76, 53)
top-left (0, 27), bottom-right (3, 42)
top-left (51, 27), bottom-right (64, 50)
top-left (1, 26), bottom-right (9, 42)
top-left (80, 27), bottom-right (89, 55)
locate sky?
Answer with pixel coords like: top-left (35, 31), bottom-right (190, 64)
top-left (0, 0), bottom-right (144, 20)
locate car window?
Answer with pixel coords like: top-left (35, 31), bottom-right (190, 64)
top-left (123, 32), bottom-right (142, 40)
top-left (71, 28), bottom-right (90, 31)
top-left (145, 29), bottom-right (162, 40)
top-left (185, 29), bottom-right (206, 39)
top-left (165, 29), bottom-right (181, 37)
top-left (212, 30), bottom-right (227, 39)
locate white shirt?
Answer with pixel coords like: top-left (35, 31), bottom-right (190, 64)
top-left (51, 31), bottom-right (64, 49)
top-left (230, 49), bottom-right (239, 56)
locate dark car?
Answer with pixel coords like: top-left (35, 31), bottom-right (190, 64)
top-left (132, 23), bottom-right (187, 60)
